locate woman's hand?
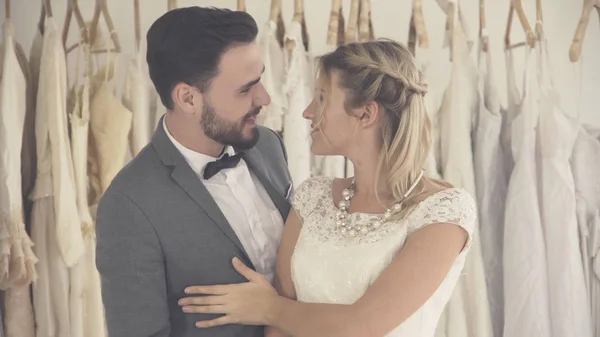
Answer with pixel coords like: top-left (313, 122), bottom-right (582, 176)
top-left (179, 257), bottom-right (280, 328)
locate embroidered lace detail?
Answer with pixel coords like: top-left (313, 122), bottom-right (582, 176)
top-left (407, 188), bottom-right (477, 252)
top-left (292, 176), bottom-right (476, 247)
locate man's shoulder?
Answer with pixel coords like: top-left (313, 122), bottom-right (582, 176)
top-left (102, 145), bottom-right (164, 201)
top-left (256, 125), bottom-right (282, 146)
top-left (254, 126), bottom-right (286, 160)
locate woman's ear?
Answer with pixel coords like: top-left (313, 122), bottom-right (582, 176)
top-left (358, 101), bottom-right (380, 128)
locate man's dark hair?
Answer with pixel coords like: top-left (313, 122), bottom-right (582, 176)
top-left (146, 7), bottom-right (259, 110)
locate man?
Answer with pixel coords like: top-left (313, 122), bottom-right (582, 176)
top-left (95, 7), bottom-right (293, 337)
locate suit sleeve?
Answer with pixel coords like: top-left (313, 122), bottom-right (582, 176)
top-left (96, 190), bottom-right (171, 337)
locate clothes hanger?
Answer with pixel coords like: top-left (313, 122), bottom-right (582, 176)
top-left (168, 0), bottom-right (177, 10)
top-left (337, 2), bottom-right (345, 46)
top-left (134, 0), bottom-right (141, 51)
top-left (293, 0), bottom-right (304, 23)
top-left (569, 0), bottom-right (600, 62)
top-left (445, 0), bottom-right (456, 41)
top-left (38, 0), bottom-right (52, 34)
top-left (480, 0), bottom-right (489, 52)
top-left (43, 0), bottom-right (52, 17)
top-left (286, 0), bottom-right (309, 51)
top-left (435, 0), bottom-right (458, 58)
top-left (436, 0), bottom-right (476, 52)
top-left (62, 0), bottom-right (89, 52)
top-left (89, 0), bottom-right (122, 54)
top-left (535, 0), bottom-right (543, 38)
top-left (269, 0), bottom-right (280, 22)
top-left (413, 0), bottom-right (428, 49)
top-left (268, 0), bottom-right (285, 48)
top-left (367, 2), bottom-right (375, 41)
top-left (345, 0), bottom-right (359, 43)
top-left (326, 0), bottom-right (342, 46)
top-left (504, 0), bottom-right (535, 48)
top-left (433, 0), bottom-right (457, 59)
top-left (237, 0), bottom-right (246, 12)
top-left (358, 0), bottom-right (374, 42)
top-left (5, 0), bottom-right (10, 20)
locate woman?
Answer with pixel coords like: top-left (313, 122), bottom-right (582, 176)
top-left (178, 39), bottom-right (475, 337)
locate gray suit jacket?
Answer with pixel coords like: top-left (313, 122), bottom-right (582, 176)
top-left (96, 122), bottom-right (292, 337)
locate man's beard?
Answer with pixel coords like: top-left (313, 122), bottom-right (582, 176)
top-left (201, 101), bottom-right (260, 150)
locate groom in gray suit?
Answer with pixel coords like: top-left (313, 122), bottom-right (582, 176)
top-left (95, 7), bottom-right (292, 337)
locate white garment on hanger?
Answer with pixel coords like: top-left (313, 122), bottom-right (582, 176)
top-left (435, 18), bottom-right (493, 337)
top-left (0, 19), bottom-right (36, 337)
top-left (123, 46), bottom-right (151, 156)
top-left (282, 22), bottom-right (313, 186)
top-left (499, 49), bottom-right (522, 184)
top-left (473, 38), bottom-right (507, 337)
top-left (30, 18), bottom-right (76, 337)
top-left (535, 39), bottom-right (592, 337)
top-left (571, 124), bottom-right (600, 336)
top-left (69, 42), bottom-right (107, 337)
top-left (502, 47), bottom-right (552, 337)
top-left (414, 44), bottom-right (451, 180)
top-left (258, 20), bottom-right (287, 132)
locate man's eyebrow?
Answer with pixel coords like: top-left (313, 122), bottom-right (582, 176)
top-left (237, 66), bottom-right (266, 92)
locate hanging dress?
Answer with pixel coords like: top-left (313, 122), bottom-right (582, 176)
top-left (472, 34), bottom-right (507, 337)
top-left (571, 124), bottom-right (600, 336)
top-left (123, 40), bottom-right (152, 157)
top-left (435, 14), bottom-right (493, 337)
top-left (502, 45), bottom-right (552, 337)
top-left (311, 6), bottom-right (346, 180)
top-left (0, 18), bottom-right (37, 337)
top-left (282, 21), bottom-right (313, 186)
top-left (535, 38), bottom-right (592, 337)
top-left (410, 19), bottom-right (451, 181)
top-left (30, 17), bottom-right (83, 337)
top-left (258, 18), bottom-right (287, 133)
top-left (500, 48), bottom-right (522, 183)
top-left (29, 21), bottom-right (57, 337)
top-left (87, 52), bottom-right (133, 213)
top-left (67, 39), bottom-right (107, 337)
top-left (17, 28), bottom-right (37, 234)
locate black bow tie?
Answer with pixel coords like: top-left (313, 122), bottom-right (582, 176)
top-left (203, 152), bottom-right (245, 179)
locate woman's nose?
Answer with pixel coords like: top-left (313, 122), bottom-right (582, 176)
top-left (302, 100), bottom-right (316, 120)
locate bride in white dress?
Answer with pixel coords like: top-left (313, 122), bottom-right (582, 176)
top-left (179, 40), bottom-right (476, 337)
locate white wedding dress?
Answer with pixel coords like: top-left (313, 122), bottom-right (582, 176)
top-left (290, 176), bottom-right (477, 336)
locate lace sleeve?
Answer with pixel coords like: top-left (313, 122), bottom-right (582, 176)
top-left (290, 176), bottom-right (331, 222)
top-left (407, 188), bottom-right (477, 252)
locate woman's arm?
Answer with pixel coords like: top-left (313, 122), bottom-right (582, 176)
top-left (266, 209), bottom-right (302, 337)
top-left (182, 221), bottom-right (469, 336)
top-left (266, 222), bottom-right (468, 337)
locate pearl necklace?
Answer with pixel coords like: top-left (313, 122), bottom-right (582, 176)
top-left (335, 170), bottom-right (425, 237)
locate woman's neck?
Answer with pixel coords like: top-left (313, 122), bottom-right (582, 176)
top-left (350, 155), bottom-right (390, 198)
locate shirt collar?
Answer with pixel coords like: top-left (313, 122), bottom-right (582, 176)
top-left (163, 117), bottom-right (234, 178)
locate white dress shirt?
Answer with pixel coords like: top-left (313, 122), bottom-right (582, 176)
top-left (163, 119), bottom-right (284, 282)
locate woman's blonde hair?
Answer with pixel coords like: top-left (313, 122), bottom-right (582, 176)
top-left (315, 39), bottom-right (431, 204)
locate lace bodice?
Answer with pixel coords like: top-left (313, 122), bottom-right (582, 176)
top-left (290, 176), bottom-right (476, 337)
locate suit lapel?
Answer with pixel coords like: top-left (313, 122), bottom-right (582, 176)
top-left (151, 119), bottom-right (254, 267)
top-left (243, 147), bottom-right (289, 220)
top-left (170, 166), bottom-right (253, 265)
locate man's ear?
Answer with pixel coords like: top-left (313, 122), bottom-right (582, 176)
top-left (172, 83), bottom-right (201, 115)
